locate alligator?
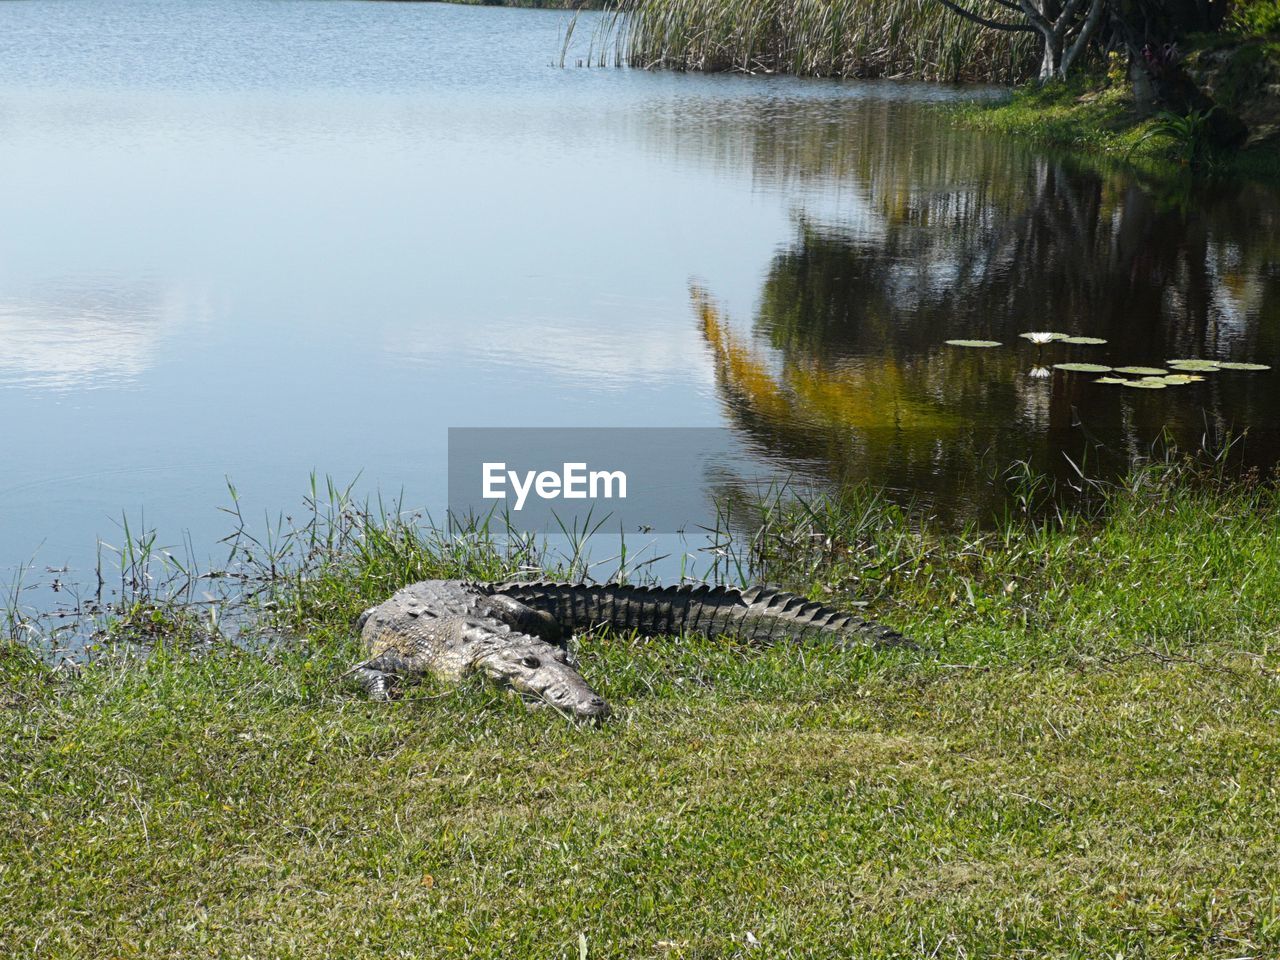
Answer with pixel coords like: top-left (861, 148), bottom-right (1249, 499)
top-left (351, 580), bottom-right (909, 720)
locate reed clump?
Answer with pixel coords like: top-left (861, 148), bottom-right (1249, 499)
top-left (619, 0), bottom-right (1037, 81)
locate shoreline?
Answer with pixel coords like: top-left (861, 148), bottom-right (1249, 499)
top-left (953, 72), bottom-right (1280, 184)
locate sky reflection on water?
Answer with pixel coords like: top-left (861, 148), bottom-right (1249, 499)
top-left (0, 0), bottom-right (1277, 592)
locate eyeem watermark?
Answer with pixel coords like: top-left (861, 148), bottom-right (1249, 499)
top-left (448, 428), bottom-right (780, 533)
top-left (482, 462), bottom-right (627, 511)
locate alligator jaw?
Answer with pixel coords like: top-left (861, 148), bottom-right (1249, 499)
top-left (520, 691), bottom-right (611, 723)
top-left (475, 643), bottom-right (611, 721)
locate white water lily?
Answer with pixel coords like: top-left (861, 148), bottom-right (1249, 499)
top-left (1028, 366), bottom-right (1051, 379)
top-left (1020, 331), bottom-right (1067, 345)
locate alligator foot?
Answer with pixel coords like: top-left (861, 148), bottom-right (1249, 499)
top-left (353, 667), bottom-right (400, 701)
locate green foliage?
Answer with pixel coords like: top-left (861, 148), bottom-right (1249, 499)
top-left (958, 74), bottom-right (1280, 182)
top-left (1231, 0), bottom-right (1280, 37)
top-left (1211, 42), bottom-right (1275, 109)
top-left (1131, 107), bottom-right (1222, 165)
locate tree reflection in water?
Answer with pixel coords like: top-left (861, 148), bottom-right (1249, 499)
top-left (698, 150), bottom-right (1280, 519)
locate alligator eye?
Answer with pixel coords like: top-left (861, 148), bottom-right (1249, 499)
top-left (522, 656), bottom-right (541, 669)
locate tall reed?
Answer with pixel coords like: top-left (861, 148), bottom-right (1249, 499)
top-left (618, 0), bottom-right (1036, 82)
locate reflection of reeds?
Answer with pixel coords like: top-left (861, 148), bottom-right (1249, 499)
top-left (617, 0), bottom-right (1035, 81)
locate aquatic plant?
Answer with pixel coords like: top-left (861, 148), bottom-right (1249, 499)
top-left (617, 0), bottom-right (1036, 81)
top-left (1114, 366), bottom-right (1168, 376)
top-left (938, 338), bottom-right (1270, 391)
top-left (1053, 362), bottom-right (1112, 373)
top-left (1217, 361), bottom-right (1272, 371)
top-left (1020, 331), bottom-right (1069, 344)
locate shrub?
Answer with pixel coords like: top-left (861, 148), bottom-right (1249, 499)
top-left (1232, 0), bottom-right (1280, 37)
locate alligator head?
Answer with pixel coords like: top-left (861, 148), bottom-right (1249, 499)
top-left (474, 638), bottom-right (610, 722)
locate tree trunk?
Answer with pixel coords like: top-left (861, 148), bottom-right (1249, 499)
top-left (1039, 29), bottom-right (1063, 80)
top-left (1022, 0), bottom-right (1104, 82)
top-left (1131, 59), bottom-right (1157, 114)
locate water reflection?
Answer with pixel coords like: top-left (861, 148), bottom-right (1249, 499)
top-left (700, 154), bottom-right (1280, 516)
top-left (2, 0), bottom-right (1280, 587)
top-left (392, 311), bottom-right (714, 390)
top-left (0, 279), bottom-right (205, 389)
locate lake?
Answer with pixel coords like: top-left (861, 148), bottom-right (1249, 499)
top-left (2, 0), bottom-right (1278, 599)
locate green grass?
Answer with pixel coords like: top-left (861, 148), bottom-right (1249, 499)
top-left (956, 72), bottom-right (1280, 183)
top-left (956, 79), bottom-right (1181, 168)
top-left (4, 461), bottom-right (1280, 957)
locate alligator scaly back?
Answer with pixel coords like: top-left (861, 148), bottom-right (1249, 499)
top-left (480, 581), bottom-right (908, 649)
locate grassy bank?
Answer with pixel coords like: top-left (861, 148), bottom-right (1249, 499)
top-left (957, 80), bottom-right (1172, 165)
top-left (4, 461), bottom-right (1280, 957)
top-left (957, 43), bottom-right (1280, 182)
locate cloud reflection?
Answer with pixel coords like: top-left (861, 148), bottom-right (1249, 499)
top-left (390, 315), bottom-right (714, 390)
top-left (0, 279), bottom-right (206, 389)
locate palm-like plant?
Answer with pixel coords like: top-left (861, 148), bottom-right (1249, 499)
top-left (1131, 107), bottom-right (1220, 167)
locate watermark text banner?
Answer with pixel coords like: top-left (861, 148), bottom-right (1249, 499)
top-left (447, 428), bottom-right (766, 533)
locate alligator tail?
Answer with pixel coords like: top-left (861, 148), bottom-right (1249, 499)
top-left (484, 582), bottom-right (909, 649)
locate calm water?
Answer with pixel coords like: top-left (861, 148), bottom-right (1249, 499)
top-left (2, 0), bottom-right (1279, 594)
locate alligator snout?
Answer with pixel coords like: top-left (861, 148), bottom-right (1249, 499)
top-left (542, 682), bottom-right (611, 721)
top-left (476, 640), bottom-right (611, 721)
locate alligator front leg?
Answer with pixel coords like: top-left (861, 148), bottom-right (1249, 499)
top-left (347, 649), bottom-right (414, 701)
top-left (481, 594), bottom-right (564, 645)
top-left (353, 666), bottom-right (400, 701)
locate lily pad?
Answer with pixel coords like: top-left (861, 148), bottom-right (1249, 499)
top-left (1160, 374), bottom-right (1205, 384)
top-left (1020, 332), bottom-right (1069, 344)
top-left (946, 339), bottom-right (1002, 348)
top-left (1094, 377), bottom-right (1129, 384)
top-left (1216, 361), bottom-right (1271, 371)
top-left (1061, 336), bottom-right (1108, 345)
top-left (1114, 366), bottom-right (1168, 376)
top-left (1166, 360), bottom-right (1221, 372)
top-left (1054, 362), bottom-right (1113, 373)
top-left (1122, 379), bottom-right (1168, 389)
